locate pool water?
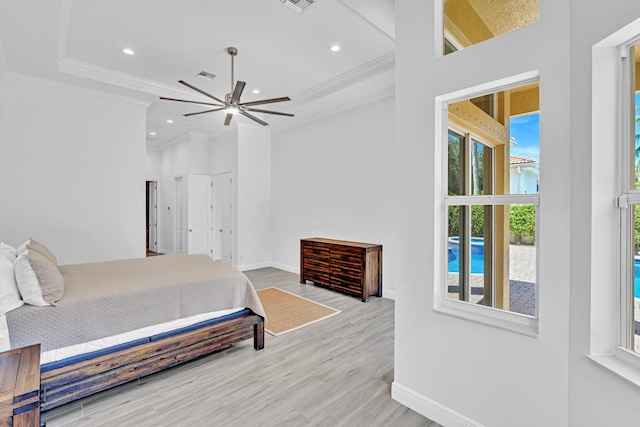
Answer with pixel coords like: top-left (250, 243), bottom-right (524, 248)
top-left (447, 244), bottom-right (485, 274)
top-left (633, 259), bottom-right (640, 298)
top-left (449, 239), bottom-right (640, 299)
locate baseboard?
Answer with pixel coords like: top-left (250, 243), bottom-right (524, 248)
top-left (269, 262), bottom-right (298, 274)
top-left (237, 261), bottom-right (272, 272)
top-left (382, 289), bottom-right (396, 300)
top-left (391, 382), bottom-right (484, 427)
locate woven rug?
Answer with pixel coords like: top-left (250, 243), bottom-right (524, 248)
top-left (256, 287), bottom-right (340, 336)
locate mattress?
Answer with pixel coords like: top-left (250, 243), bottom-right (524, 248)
top-left (0, 308), bottom-right (244, 365)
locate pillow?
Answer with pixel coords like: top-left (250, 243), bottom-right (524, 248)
top-left (0, 242), bottom-right (17, 263)
top-left (17, 238), bottom-right (57, 266)
top-left (0, 255), bottom-right (24, 315)
top-left (14, 249), bottom-right (64, 306)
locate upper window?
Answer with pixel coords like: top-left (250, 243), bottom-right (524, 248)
top-left (442, 0), bottom-right (539, 55)
top-left (438, 74), bottom-right (540, 335)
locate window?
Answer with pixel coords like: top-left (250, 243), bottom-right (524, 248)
top-left (619, 41), bottom-right (640, 355)
top-left (435, 72), bottom-right (540, 335)
top-left (441, 0), bottom-right (539, 56)
top-left (589, 17), bottom-right (640, 384)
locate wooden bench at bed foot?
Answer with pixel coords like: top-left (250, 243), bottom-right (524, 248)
top-left (40, 313), bottom-right (264, 412)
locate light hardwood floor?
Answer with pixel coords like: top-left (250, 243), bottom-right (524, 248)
top-left (42, 267), bottom-right (439, 427)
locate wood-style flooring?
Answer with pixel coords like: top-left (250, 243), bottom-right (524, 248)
top-left (41, 267), bottom-right (439, 427)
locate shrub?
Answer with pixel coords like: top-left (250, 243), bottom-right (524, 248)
top-left (510, 205), bottom-right (536, 243)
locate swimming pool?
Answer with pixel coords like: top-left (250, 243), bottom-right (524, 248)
top-left (449, 238), bottom-right (640, 298)
top-left (447, 237), bottom-right (485, 274)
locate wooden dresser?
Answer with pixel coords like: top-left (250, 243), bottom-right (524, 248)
top-left (0, 344), bottom-right (41, 427)
top-left (300, 238), bottom-right (382, 302)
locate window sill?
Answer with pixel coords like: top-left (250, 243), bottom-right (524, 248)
top-left (588, 348), bottom-right (640, 388)
top-left (434, 298), bottom-right (538, 337)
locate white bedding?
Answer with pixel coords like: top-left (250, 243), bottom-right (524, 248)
top-left (0, 307), bottom-right (243, 365)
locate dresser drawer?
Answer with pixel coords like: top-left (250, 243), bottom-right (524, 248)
top-left (303, 245), bottom-right (330, 260)
top-left (305, 271), bottom-right (331, 285)
top-left (331, 251), bottom-right (363, 265)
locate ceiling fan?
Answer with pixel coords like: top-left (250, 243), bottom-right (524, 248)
top-left (160, 47), bottom-right (294, 126)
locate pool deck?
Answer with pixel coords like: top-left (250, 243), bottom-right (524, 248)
top-left (448, 243), bottom-right (536, 316)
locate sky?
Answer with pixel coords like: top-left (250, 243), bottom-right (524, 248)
top-left (510, 113), bottom-right (540, 162)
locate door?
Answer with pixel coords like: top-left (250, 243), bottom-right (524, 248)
top-left (175, 176), bottom-right (185, 254)
top-left (147, 181), bottom-right (158, 252)
top-left (187, 174), bottom-right (213, 257)
top-left (220, 173), bottom-right (233, 266)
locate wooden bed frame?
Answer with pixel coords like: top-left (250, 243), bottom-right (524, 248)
top-left (40, 312), bottom-right (264, 411)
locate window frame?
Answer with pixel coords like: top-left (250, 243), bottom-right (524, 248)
top-left (435, 70), bottom-right (541, 337)
top-left (589, 17), bottom-right (640, 386)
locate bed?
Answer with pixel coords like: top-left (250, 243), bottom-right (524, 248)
top-left (1, 252), bottom-right (265, 412)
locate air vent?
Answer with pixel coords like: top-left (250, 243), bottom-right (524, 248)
top-left (280, 0), bottom-right (314, 14)
top-left (196, 70), bottom-right (216, 80)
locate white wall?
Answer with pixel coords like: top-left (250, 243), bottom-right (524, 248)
top-left (237, 123), bottom-right (271, 270)
top-left (210, 129), bottom-right (238, 261)
top-left (270, 95), bottom-right (396, 296)
top-left (156, 132), bottom-right (211, 254)
top-left (393, 1), bottom-right (640, 426)
top-left (0, 74), bottom-right (147, 264)
top-left (145, 148), bottom-right (162, 180)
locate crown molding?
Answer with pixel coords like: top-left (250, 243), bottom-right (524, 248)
top-left (290, 51), bottom-right (394, 106)
top-left (272, 85), bottom-right (395, 134)
top-left (5, 71), bottom-right (151, 107)
top-left (58, 57), bottom-right (210, 101)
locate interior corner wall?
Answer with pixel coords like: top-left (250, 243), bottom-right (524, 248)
top-left (0, 75), bottom-right (146, 264)
top-left (394, 0), bottom-right (574, 425)
top-left (236, 124), bottom-right (271, 270)
top-left (156, 132), bottom-right (211, 254)
top-left (270, 95), bottom-right (396, 296)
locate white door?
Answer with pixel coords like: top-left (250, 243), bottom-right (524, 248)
top-left (175, 176), bottom-right (186, 254)
top-left (220, 173), bottom-right (233, 266)
top-left (188, 174), bottom-right (213, 257)
top-left (147, 181), bottom-right (157, 252)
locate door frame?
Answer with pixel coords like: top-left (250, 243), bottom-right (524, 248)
top-left (145, 179), bottom-right (159, 253)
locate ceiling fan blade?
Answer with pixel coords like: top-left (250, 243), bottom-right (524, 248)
top-left (160, 97), bottom-right (223, 107)
top-left (245, 107), bottom-right (294, 117)
top-left (240, 96), bottom-right (291, 107)
top-left (178, 80), bottom-right (225, 104)
top-left (183, 107), bottom-right (226, 117)
top-left (240, 111), bottom-right (269, 126)
top-left (224, 113), bottom-right (233, 126)
top-left (230, 81), bottom-right (246, 103)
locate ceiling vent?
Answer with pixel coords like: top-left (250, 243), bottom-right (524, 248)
top-left (280, 0), bottom-right (314, 14)
top-left (196, 70), bottom-right (216, 80)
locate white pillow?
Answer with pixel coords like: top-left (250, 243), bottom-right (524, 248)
top-left (14, 249), bottom-right (64, 306)
top-left (0, 255), bottom-right (24, 315)
top-left (0, 242), bottom-right (17, 263)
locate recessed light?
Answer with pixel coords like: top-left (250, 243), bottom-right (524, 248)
top-left (329, 45), bottom-right (341, 52)
top-left (166, 119), bottom-right (174, 124)
top-left (122, 48), bottom-right (135, 55)
top-left (252, 89), bottom-right (260, 94)
top-left (149, 132), bottom-right (156, 136)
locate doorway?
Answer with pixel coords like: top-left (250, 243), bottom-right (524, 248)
top-left (145, 181), bottom-right (158, 254)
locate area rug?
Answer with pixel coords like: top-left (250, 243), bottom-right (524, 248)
top-left (256, 287), bottom-right (341, 336)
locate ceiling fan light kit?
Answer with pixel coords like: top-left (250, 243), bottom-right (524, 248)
top-left (160, 47), bottom-right (294, 126)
